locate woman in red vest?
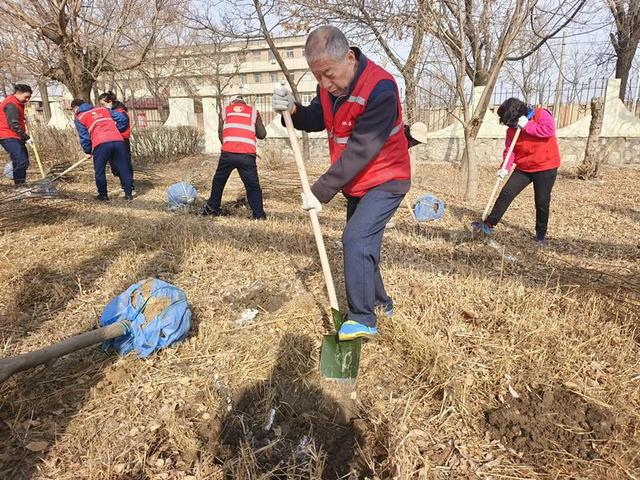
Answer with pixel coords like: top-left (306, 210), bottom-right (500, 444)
top-left (272, 26), bottom-right (411, 341)
top-left (0, 84), bottom-right (32, 185)
top-left (472, 97), bottom-right (561, 245)
top-left (99, 91), bottom-right (135, 195)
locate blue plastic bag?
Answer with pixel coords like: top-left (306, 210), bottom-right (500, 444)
top-left (167, 182), bottom-right (197, 209)
top-left (99, 278), bottom-right (191, 357)
top-left (413, 194), bottom-right (446, 222)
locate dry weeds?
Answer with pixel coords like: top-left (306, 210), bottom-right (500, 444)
top-left (0, 152), bottom-right (638, 480)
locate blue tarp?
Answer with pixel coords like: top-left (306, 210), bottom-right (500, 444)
top-left (413, 194), bottom-right (446, 222)
top-left (99, 278), bottom-right (191, 357)
top-left (167, 182), bottom-right (197, 209)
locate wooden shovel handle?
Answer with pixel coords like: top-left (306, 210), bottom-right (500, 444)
top-left (482, 128), bottom-right (522, 221)
top-left (282, 110), bottom-right (340, 311)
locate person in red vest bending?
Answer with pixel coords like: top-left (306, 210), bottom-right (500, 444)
top-left (202, 96), bottom-right (267, 219)
top-left (99, 91), bottom-right (135, 195)
top-left (71, 98), bottom-right (133, 201)
top-left (0, 84), bottom-right (33, 185)
top-left (472, 97), bottom-right (561, 245)
top-left (272, 26), bottom-right (411, 341)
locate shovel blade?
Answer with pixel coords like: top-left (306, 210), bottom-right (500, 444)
top-left (320, 309), bottom-right (361, 380)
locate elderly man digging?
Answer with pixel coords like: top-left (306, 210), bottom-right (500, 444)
top-left (272, 26), bottom-right (410, 341)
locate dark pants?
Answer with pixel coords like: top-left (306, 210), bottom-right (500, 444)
top-left (110, 139), bottom-right (134, 189)
top-left (343, 189), bottom-right (404, 327)
top-left (0, 138), bottom-right (29, 184)
top-left (206, 152), bottom-right (265, 219)
top-left (486, 167), bottom-right (558, 238)
top-left (93, 141), bottom-right (133, 197)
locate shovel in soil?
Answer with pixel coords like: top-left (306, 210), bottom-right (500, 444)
top-left (281, 109), bottom-right (361, 382)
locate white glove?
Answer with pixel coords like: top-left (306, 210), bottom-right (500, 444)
top-left (272, 87), bottom-right (295, 113)
top-left (25, 139), bottom-right (33, 147)
top-left (516, 116), bottom-right (528, 129)
top-left (498, 168), bottom-right (509, 179)
top-left (300, 191), bottom-right (322, 212)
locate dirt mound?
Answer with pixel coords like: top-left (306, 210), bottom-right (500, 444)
top-left (226, 280), bottom-right (290, 313)
top-left (485, 386), bottom-right (614, 460)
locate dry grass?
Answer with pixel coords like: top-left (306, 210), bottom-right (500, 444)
top-left (0, 153), bottom-right (638, 480)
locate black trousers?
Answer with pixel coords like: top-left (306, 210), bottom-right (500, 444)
top-left (486, 167), bottom-right (558, 237)
top-left (206, 152), bottom-right (265, 219)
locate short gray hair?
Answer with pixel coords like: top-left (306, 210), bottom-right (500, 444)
top-left (304, 26), bottom-right (350, 63)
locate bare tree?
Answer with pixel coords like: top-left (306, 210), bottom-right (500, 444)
top-left (249, 0), bottom-right (312, 161)
top-left (605, 0), bottom-right (640, 99)
top-left (278, 0), bottom-right (432, 124)
top-left (428, 0), bottom-right (586, 201)
top-left (188, 0), bottom-right (313, 160)
top-left (0, 0), bottom-right (184, 100)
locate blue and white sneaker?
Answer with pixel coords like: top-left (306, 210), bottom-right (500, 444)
top-left (470, 221), bottom-right (494, 235)
top-left (338, 320), bottom-right (378, 341)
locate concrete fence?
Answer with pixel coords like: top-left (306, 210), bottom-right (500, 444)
top-left (45, 77), bottom-right (640, 165)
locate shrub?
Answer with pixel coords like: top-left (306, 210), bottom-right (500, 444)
top-left (131, 127), bottom-right (203, 164)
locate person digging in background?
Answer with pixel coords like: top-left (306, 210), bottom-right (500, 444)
top-left (272, 26), bottom-right (410, 341)
top-left (98, 91), bottom-right (135, 196)
top-left (0, 84), bottom-right (33, 186)
top-left (71, 98), bottom-right (134, 201)
top-left (202, 96), bottom-right (267, 220)
top-left (471, 97), bottom-right (561, 245)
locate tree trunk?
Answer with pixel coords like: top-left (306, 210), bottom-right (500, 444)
top-left (614, 45), bottom-right (637, 100)
top-left (463, 127), bottom-right (479, 202)
top-left (38, 79), bottom-right (52, 123)
top-left (577, 97), bottom-right (604, 179)
top-left (403, 75), bottom-right (417, 124)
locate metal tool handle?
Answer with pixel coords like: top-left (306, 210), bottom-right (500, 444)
top-left (482, 128), bottom-right (522, 221)
top-left (282, 110), bottom-right (340, 311)
top-left (0, 321), bottom-right (129, 383)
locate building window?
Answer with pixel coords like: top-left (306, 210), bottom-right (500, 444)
top-left (268, 50), bottom-right (276, 60)
top-left (285, 49), bottom-right (294, 58)
top-left (253, 50), bottom-right (262, 60)
top-left (254, 73), bottom-right (262, 83)
top-left (240, 74), bottom-right (247, 84)
top-left (270, 72), bottom-right (278, 83)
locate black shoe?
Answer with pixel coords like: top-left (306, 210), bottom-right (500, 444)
top-left (125, 194), bottom-right (134, 201)
top-left (201, 205), bottom-right (222, 216)
top-left (96, 194), bottom-right (109, 201)
top-left (253, 214), bottom-right (267, 221)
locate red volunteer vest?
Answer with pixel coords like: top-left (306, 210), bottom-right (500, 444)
top-left (221, 103), bottom-right (257, 154)
top-left (76, 107), bottom-right (123, 148)
top-left (507, 108), bottom-right (561, 172)
top-left (0, 95), bottom-right (26, 140)
top-left (114, 105), bottom-right (131, 139)
top-left (320, 59), bottom-right (410, 197)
